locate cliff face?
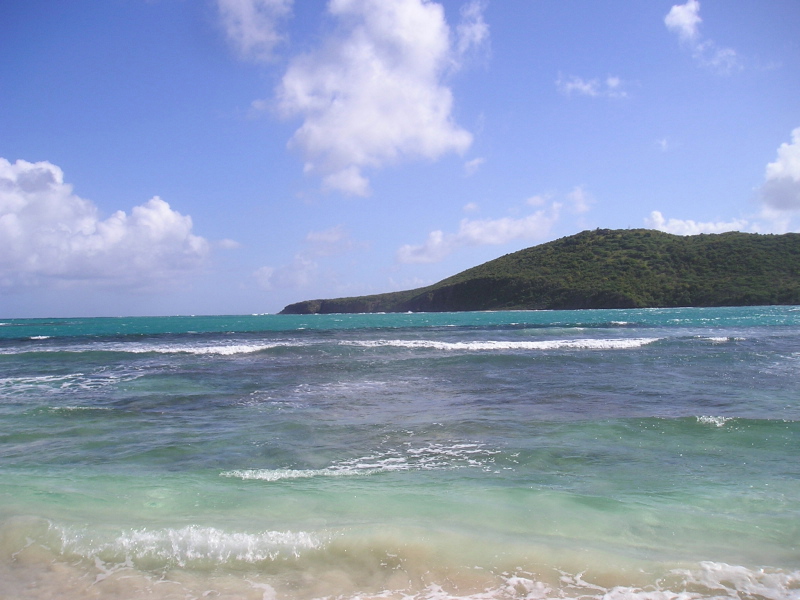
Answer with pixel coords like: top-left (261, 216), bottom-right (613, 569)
top-left (280, 229), bottom-right (800, 314)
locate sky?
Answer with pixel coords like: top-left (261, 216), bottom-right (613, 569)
top-left (1, 0), bottom-right (799, 318)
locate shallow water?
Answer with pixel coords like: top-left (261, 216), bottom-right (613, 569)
top-left (1, 307), bottom-right (799, 599)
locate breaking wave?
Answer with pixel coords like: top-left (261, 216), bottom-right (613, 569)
top-left (222, 442), bottom-right (501, 482)
top-left (342, 338), bottom-right (660, 351)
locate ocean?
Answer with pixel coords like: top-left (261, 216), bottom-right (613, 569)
top-left (0, 307), bottom-right (798, 600)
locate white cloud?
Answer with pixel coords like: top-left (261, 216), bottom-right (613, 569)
top-left (464, 157), bottom-right (485, 176)
top-left (760, 127), bottom-right (800, 212)
top-left (217, 0), bottom-right (293, 61)
top-left (217, 238), bottom-right (242, 249)
top-left (397, 203), bottom-right (561, 264)
top-left (567, 185), bottom-right (593, 214)
top-left (664, 0), bottom-right (740, 74)
top-left (664, 0), bottom-right (701, 41)
top-left (305, 224), bottom-right (356, 255)
top-left (646, 128), bottom-right (800, 236)
top-left (645, 210), bottom-right (748, 235)
top-left (456, 0), bottom-right (490, 59)
top-left (752, 206), bottom-right (792, 234)
top-left (255, 256), bottom-right (317, 290)
top-left (0, 158), bottom-right (209, 289)
top-left (556, 74), bottom-right (628, 99)
top-left (276, 0), bottom-right (479, 196)
top-left (254, 225), bottom-right (358, 289)
top-left (526, 194), bottom-right (549, 207)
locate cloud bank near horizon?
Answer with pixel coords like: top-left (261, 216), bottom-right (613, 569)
top-left (0, 158), bottom-right (209, 290)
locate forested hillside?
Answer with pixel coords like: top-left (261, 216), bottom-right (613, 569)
top-left (280, 229), bottom-right (800, 314)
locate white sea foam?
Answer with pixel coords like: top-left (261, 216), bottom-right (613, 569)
top-left (128, 343), bottom-right (282, 355)
top-left (48, 406), bottom-right (112, 413)
top-left (0, 370), bottom-right (144, 394)
top-left (9, 520), bottom-right (800, 600)
top-left (669, 561), bottom-right (800, 600)
top-left (0, 342), bottom-right (291, 356)
top-left (222, 467), bottom-right (366, 481)
top-left (222, 442), bottom-right (501, 482)
top-left (696, 415), bottom-right (732, 427)
top-left (343, 338), bottom-right (660, 351)
top-left (701, 336), bottom-right (745, 344)
top-left (55, 524), bottom-right (324, 567)
top-left (0, 373), bottom-right (88, 394)
top-left (348, 563), bottom-right (800, 600)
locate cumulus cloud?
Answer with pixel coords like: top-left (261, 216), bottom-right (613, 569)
top-left (556, 74), bottom-right (628, 99)
top-left (646, 129), bottom-right (800, 235)
top-left (397, 203), bottom-right (561, 264)
top-left (664, 0), bottom-right (740, 74)
top-left (276, 0), bottom-right (482, 196)
top-left (0, 158), bottom-right (209, 289)
top-left (217, 0), bottom-right (293, 61)
top-left (760, 127), bottom-right (800, 212)
top-left (665, 0), bottom-right (702, 41)
top-left (254, 225), bottom-right (357, 289)
top-left (645, 210), bottom-right (748, 235)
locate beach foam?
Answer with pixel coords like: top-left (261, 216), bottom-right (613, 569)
top-left (54, 524), bottom-right (325, 567)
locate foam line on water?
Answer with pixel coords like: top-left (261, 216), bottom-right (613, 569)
top-left (0, 342), bottom-right (297, 356)
top-left (342, 338), bottom-right (660, 351)
top-left (222, 442), bottom-right (502, 482)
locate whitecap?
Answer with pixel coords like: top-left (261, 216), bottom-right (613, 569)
top-left (221, 467), bottom-right (372, 481)
top-left (700, 336), bottom-right (745, 344)
top-left (131, 343), bottom-right (282, 355)
top-left (343, 338), bottom-right (659, 351)
top-left (222, 443), bottom-right (501, 482)
top-left (696, 415), bottom-right (732, 427)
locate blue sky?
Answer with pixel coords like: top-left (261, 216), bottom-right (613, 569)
top-left (1, 0), bottom-right (799, 317)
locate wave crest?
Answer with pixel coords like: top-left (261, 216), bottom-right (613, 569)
top-left (222, 442), bottom-right (501, 482)
top-left (343, 338), bottom-right (660, 351)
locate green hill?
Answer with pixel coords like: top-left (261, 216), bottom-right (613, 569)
top-left (279, 228), bottom-right (800, 314)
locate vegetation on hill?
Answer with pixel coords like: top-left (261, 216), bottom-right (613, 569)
top-left (279, 229), bottom-right (800, 314)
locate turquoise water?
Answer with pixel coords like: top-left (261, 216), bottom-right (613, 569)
top-left (1, 307), bottom-right (799, 599)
